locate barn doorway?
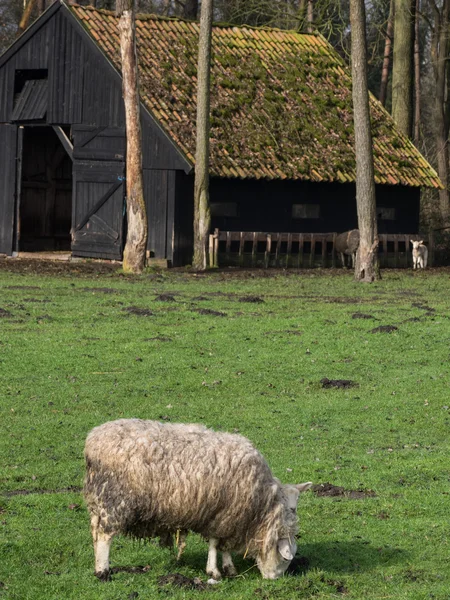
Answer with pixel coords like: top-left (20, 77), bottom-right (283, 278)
top-left (17, 126), bottom-right (72, 252)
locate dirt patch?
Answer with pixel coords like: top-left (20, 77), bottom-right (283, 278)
top-left (325, 297), bottom-right (360, 304)
top-left (412, 302), bottom-right (436, 312)
top-left (155, 294), bottom-right (176, 302)
top-left (2, 486), bottom-right (82, 497)
top-left (23, 298), bottom-right (47, 303)
top-left (239, 295), bottom-right (265, 303)
top-left (5, 285), bottom-right (41, 290)
top-left (193, 308), bottom-right (227, 317)
top-left (111, 565), bottom-right (152, 574)
top-left (312, 482), bottom-right (376, 499)
top-left (370, 325), bottom-right (398, 333)
top-left (144, 336), bottom-right (172, 342)
top-left (192, 296), bottom-right (209, 301)
top-left (0, 257), bottom-right (120, 276)
top-left (82, 287), bottom-right (117, 294)
top-left (403, 317), bottom-right (422, 323)
top-left (158, 573), bottom-right (206, 590)
top-left (123, 306), bottom-right (154, 317)
top-left (0, 308), bottom-right (12, 318)
top-left (321, 378), bottom-right (358, 389)
top-left (352, 312), bottom-right (376, 320)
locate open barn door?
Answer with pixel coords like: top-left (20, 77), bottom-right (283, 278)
top-left (71, 126), bottom-right (125, 260)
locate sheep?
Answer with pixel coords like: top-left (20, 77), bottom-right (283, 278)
top-left (84, 419), bottom-right (312, 581)
top-left (411, 240), bottom-right (428, 269)
top-left (335, 229), bottom-right (360, 268)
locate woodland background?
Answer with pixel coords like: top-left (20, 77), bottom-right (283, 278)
top-left (1, 0), bottom-right (449, 236)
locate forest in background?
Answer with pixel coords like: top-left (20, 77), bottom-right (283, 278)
top-left (1, 0), bottom-right (449, 237)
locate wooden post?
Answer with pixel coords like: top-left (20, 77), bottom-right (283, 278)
top-left (310, 234), bottom-right (315, 268)
top-left (298, 233), bottom-right (304, 268)
top-left (331, 232), bottom-right (337, 267)
top-left (265, 234), bottom-right (271, 268)
top-left (286, 233), bottom-right (292, 268)
top-left (394, 235), bottom-right (399, 267)
top-left (239, 231), bottom-right (244, 267)
top-left (321, 234), bottom-right (327, 267)
top-left (252, 232), bottom-right (257, 267)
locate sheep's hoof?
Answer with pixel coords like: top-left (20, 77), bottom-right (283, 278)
top-left (223, 565), bottom-right (237, 577)
top-left (95, 569), bottom-right (111, 581)
top-left (206, 569), bottom-right (222, 580)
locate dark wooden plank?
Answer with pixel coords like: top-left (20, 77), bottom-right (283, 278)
top-left (298, 233), bottom-right (304, 268)
top-left (310, 234), bottom-right (315, 267)
top-left (0, 124), bottom-right (18, 255)
top-left (286, 233), bottom-right (292, 268)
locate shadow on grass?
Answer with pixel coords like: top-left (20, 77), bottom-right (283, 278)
top-left (298, 540), bottom-right (406, 574)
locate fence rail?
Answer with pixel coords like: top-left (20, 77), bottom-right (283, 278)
top-left (208, 229), bottom-right (432, 269)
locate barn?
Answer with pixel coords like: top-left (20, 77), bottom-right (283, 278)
top-left (0, 1), bottom-right (442, 266)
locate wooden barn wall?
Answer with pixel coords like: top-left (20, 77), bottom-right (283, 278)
top-left (0, 124), bottom-right (18, 255)
top-left (173, 171), bottom-right (194, 266)
top-left (0, 24), bottom-right (50, 122)
top-left (141, 115), bottom-right (189, 171)
top-left (48, 10), bottom-right (84, 125)
top-left (208, 178), bottom-right (421, 235)
top-left (144, 169), bottom-right (176, 262)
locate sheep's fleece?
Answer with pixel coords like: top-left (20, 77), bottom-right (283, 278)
top-left (84, 419), bottom-right (311, 580)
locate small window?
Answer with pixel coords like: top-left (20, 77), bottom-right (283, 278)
top-left (210, 202), bottom-right (238, 217)
top-left (377, 207), bottom-right (396, 220)
top-left (292, 204), bottom-right (320, 219)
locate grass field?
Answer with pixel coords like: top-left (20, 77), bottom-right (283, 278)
top-left (0, 261), bottom-right (449, 599)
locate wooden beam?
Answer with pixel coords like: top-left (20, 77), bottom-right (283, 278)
top-left (52, 126), bottom-right (73, 161)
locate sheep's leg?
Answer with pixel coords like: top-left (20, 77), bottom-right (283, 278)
top-left (176, 530), bottom-right (187, 560)
top-left (159, 532), bottom-right (173, 549)
top-left (206, 538), bottom-right (222, 580)
top-left (340, 253), bottom-right (345, 268)
top-left (91, 516), bottom-right (114, 580)
top-left (222, 551), bottom-right (237, 577)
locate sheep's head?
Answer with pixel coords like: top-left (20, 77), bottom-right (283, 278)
top-left (256, 482), bottom-right (312, 579)
top-left (411, 240), bottom-right (424, 249)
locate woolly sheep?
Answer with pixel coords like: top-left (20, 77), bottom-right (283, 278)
top-left (335, 229), bottom-right (360, 268)
top-left (84, 419), bottom-right (312, 580)
top-left (411, 240), bottom-right (428, 269)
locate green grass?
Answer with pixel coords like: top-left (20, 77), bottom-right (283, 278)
top-left (1, 265), bottom-right (449, 599)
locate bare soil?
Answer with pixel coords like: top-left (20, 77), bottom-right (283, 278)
top-left (312, 483), bottom-right (376, 499)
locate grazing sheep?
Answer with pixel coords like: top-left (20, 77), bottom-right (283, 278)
top-left (335, 229), bottom-right (360, 268)
top-left (84, 419), bottom-right (312, 580)
top-left (411, 240), bottom-right (428, 269)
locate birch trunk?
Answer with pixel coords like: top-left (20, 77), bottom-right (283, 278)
top-left (349, 0), bottom-right (380, 282)
top-left (117, 0), bottom-right (148, 273)
top-left (192, 0), bottom-right (213, 271)
top-left (17, 0), bottom-right (36, 36)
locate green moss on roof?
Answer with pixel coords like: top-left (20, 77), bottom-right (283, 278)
top-left (69, 3), bottom-right (441, 188)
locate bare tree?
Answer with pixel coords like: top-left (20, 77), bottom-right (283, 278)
top-left (391, 0), bottom-right (415, 136)
top-left (349, 0), bottom-right (380, 282)
top-left (379, 0), bottom-right (394, 106)
top-left (17, 0), bottom-right (37, 36)
top-left (192, 0), bottom-right (213, 270)
top-left (117, 0), bottom-right (148, 273)
top-left (428, 0), bottom-right (450, 223)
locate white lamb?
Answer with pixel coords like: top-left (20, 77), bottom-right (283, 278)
top-left (84, 419), bottom-right (312, 580)
top-left (411, 240), bottom-right (428, 269)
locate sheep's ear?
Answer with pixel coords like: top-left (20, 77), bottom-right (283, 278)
top-left (277, 539), bottom-right (294, 561)
top-left (419, 240), bottom-right (424, 245)
top-left (410, 240), bottom-right (414, 244)
top-left (295, 482), bottom-right (313, 493)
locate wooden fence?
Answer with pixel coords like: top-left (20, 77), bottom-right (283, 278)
top-left (208, 229), bottom-right (433, 269)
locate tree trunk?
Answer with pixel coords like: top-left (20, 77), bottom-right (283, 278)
top-left (306, 0), bottom-right (313, 33)
top-left (430, 0), bottom-right (450, 223)
top-left (17, 0), bottom-right (37, 36)
top-left (192, 0), bottom-right (213, 271)
top-left (391, 0), bottom-right (415, 137)
top-left (183, 0), bottom-right (198, 19)
top-left (379, 0), bottom-right (394, 107)
top-left (413, 0), bottom-right (421, 145)
top-left (117, 0), bottom-right (148, 274)
top-left (349, 0), bottom-right (380, 282)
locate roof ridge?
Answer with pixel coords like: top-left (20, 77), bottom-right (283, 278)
top-left (66, 1), bottom-right (320, 38)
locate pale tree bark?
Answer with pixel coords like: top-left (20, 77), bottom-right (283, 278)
top-left (192, 0), bottom-right (213, 271)
top-left (391, 0), bottom-right (415, 137)
top-left (183, 0), bottom-right (198, 19)
top-left (306, 0), bottom-right (314, 32)
top-left (429, 0), bottom-right (450, 223)
top-left (37, 0), bottom-right (46, 15)
top-left (349, 0), bottom-right (380, 282)
top-left (379, 0), bottom-right (394, 106)
top-left (17, 0), bottom-right (36, 36)
top-left (413, 0), bottom-right (420, 145)
top-left (117, 0), bottom-right (148, 273)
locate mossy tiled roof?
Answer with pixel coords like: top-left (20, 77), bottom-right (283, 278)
top-left (70, 4), bottom-right (441, 188)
